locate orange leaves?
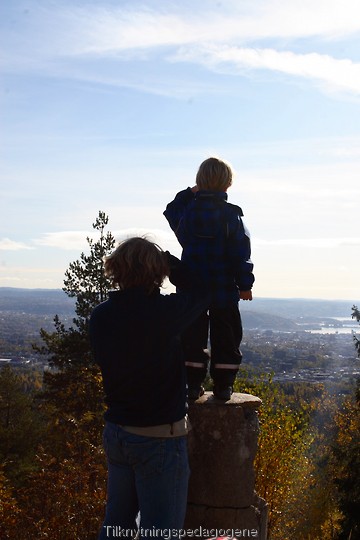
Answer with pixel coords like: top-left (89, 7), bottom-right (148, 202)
top-left (14, 445), bottom-right (107, 540)
top-left (0, 468), bottom-right (20, 538)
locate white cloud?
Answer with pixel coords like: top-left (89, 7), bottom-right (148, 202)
top-left (172, 45), bottom-right (360, 96)
top-left (3, 0), bottom-right (360, 99)
top-left (33, 231), bottom-right (90, 250)
top-left (234, 0), bottom-right (360, 41)
top-left (112, 228), bottom-right (182, 256)
top-left (0, 238), bottom-right (34, 251)
top-left (31, 227), bottom-right (182, 255)
top-left (60, 1), bottom-right (360, 56)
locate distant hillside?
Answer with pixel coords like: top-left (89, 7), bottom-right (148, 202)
top-left (1, 287), bottom-right (356, 333)
top-left (0, 287), bottom-right (75, 316)
top-left (241, 297), bottom-right (357, 319)
top-left (241, 310), bottom-right (298, 331)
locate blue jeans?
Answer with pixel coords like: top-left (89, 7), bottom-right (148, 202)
top-left (99, 422), bottom-right (190, 540)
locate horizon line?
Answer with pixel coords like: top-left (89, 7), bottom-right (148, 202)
top-left (0, 286), bottom-right (359, 305)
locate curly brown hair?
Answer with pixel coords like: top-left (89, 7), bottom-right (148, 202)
top-left (104, 237), bottom-right (169, 294)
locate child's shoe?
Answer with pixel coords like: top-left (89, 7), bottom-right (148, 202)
top-left (213, 385), bottom-right (233, 401)
top-left (188, 385), bottom-right (205, 400)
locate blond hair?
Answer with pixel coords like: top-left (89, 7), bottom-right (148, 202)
top-left (196, 157), bottom-right (233, 191)
top-left (104, 237), bottom-right (169, 294)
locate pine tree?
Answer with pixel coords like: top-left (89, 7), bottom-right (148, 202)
top-left (34, 211), bottom-right (116, 447)
top-left (36, 210), bottom-right (115, 369)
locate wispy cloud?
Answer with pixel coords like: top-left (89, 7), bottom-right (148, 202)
top-left (172, 45), bottom-right (360, 96)
top-left (33, 232), bottom-right (90, 251)
top-left (31, 228), bottom-right (360, 257)
top-left (61, 1), bottom-right (360, 55)
top-left (112, 228), bottom-right (182, 254)
top-left (0, 238), bottom-right (34, 251)
top-left (2, 0), bottom-right (360, 98)
top-left (31, 227), bottom-right (180, 254)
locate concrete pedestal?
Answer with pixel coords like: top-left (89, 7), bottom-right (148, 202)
top-left (185, 392), bottom-right (268, 539)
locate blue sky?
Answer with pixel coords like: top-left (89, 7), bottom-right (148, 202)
top-left (1, 0), bottom-right (360, 300)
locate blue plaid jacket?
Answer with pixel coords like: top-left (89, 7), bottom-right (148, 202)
top-left (164, 188), bottom-right (254, 307)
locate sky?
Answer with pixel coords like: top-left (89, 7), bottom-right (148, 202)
top-left (1, 0), bottom-right (360, 301)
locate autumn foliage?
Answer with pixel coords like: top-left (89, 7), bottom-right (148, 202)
top-left (0, 213), bottom-right (359, 539)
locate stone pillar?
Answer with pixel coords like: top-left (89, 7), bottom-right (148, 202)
top-left (185, 392), bottom-right (268, 540)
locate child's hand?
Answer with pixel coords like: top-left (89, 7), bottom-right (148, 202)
top-left (239, 290), bottom-right (253, 301)
top-left (191, 185), bottom-right (199, 193)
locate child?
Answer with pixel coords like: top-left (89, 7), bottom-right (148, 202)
top-left (163, 157), bottom-right (254, 400)
top-left (90, 237), bottom-right (210, 539)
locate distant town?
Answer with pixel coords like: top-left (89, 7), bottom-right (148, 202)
top-left (1, 288), bottom-right (359, 385)
top-left (242, 329), bottom-right (359, 384)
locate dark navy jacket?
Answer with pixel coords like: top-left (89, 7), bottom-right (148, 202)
top-left (164, 188), bottom-right (254, 307)
top-left (89, 258), bottom-right (210, 426)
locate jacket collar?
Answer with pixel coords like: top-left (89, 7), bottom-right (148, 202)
top-left (196, 190), bottom-right (228, 201)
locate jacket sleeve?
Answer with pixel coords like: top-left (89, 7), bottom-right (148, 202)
top-left (228, 215), bottom-right (255, 291)
top-left (163, 251), bottom-right (211, 335)
top-left (163, 188), bottom-right (194, 234)
top-left (165, 251), bottom-right (204, 291)
top-left (163, 288), bottom-right (211, 337)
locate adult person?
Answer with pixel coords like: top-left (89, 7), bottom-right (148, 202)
top-left (89, 237), bottom-right (209, 540)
